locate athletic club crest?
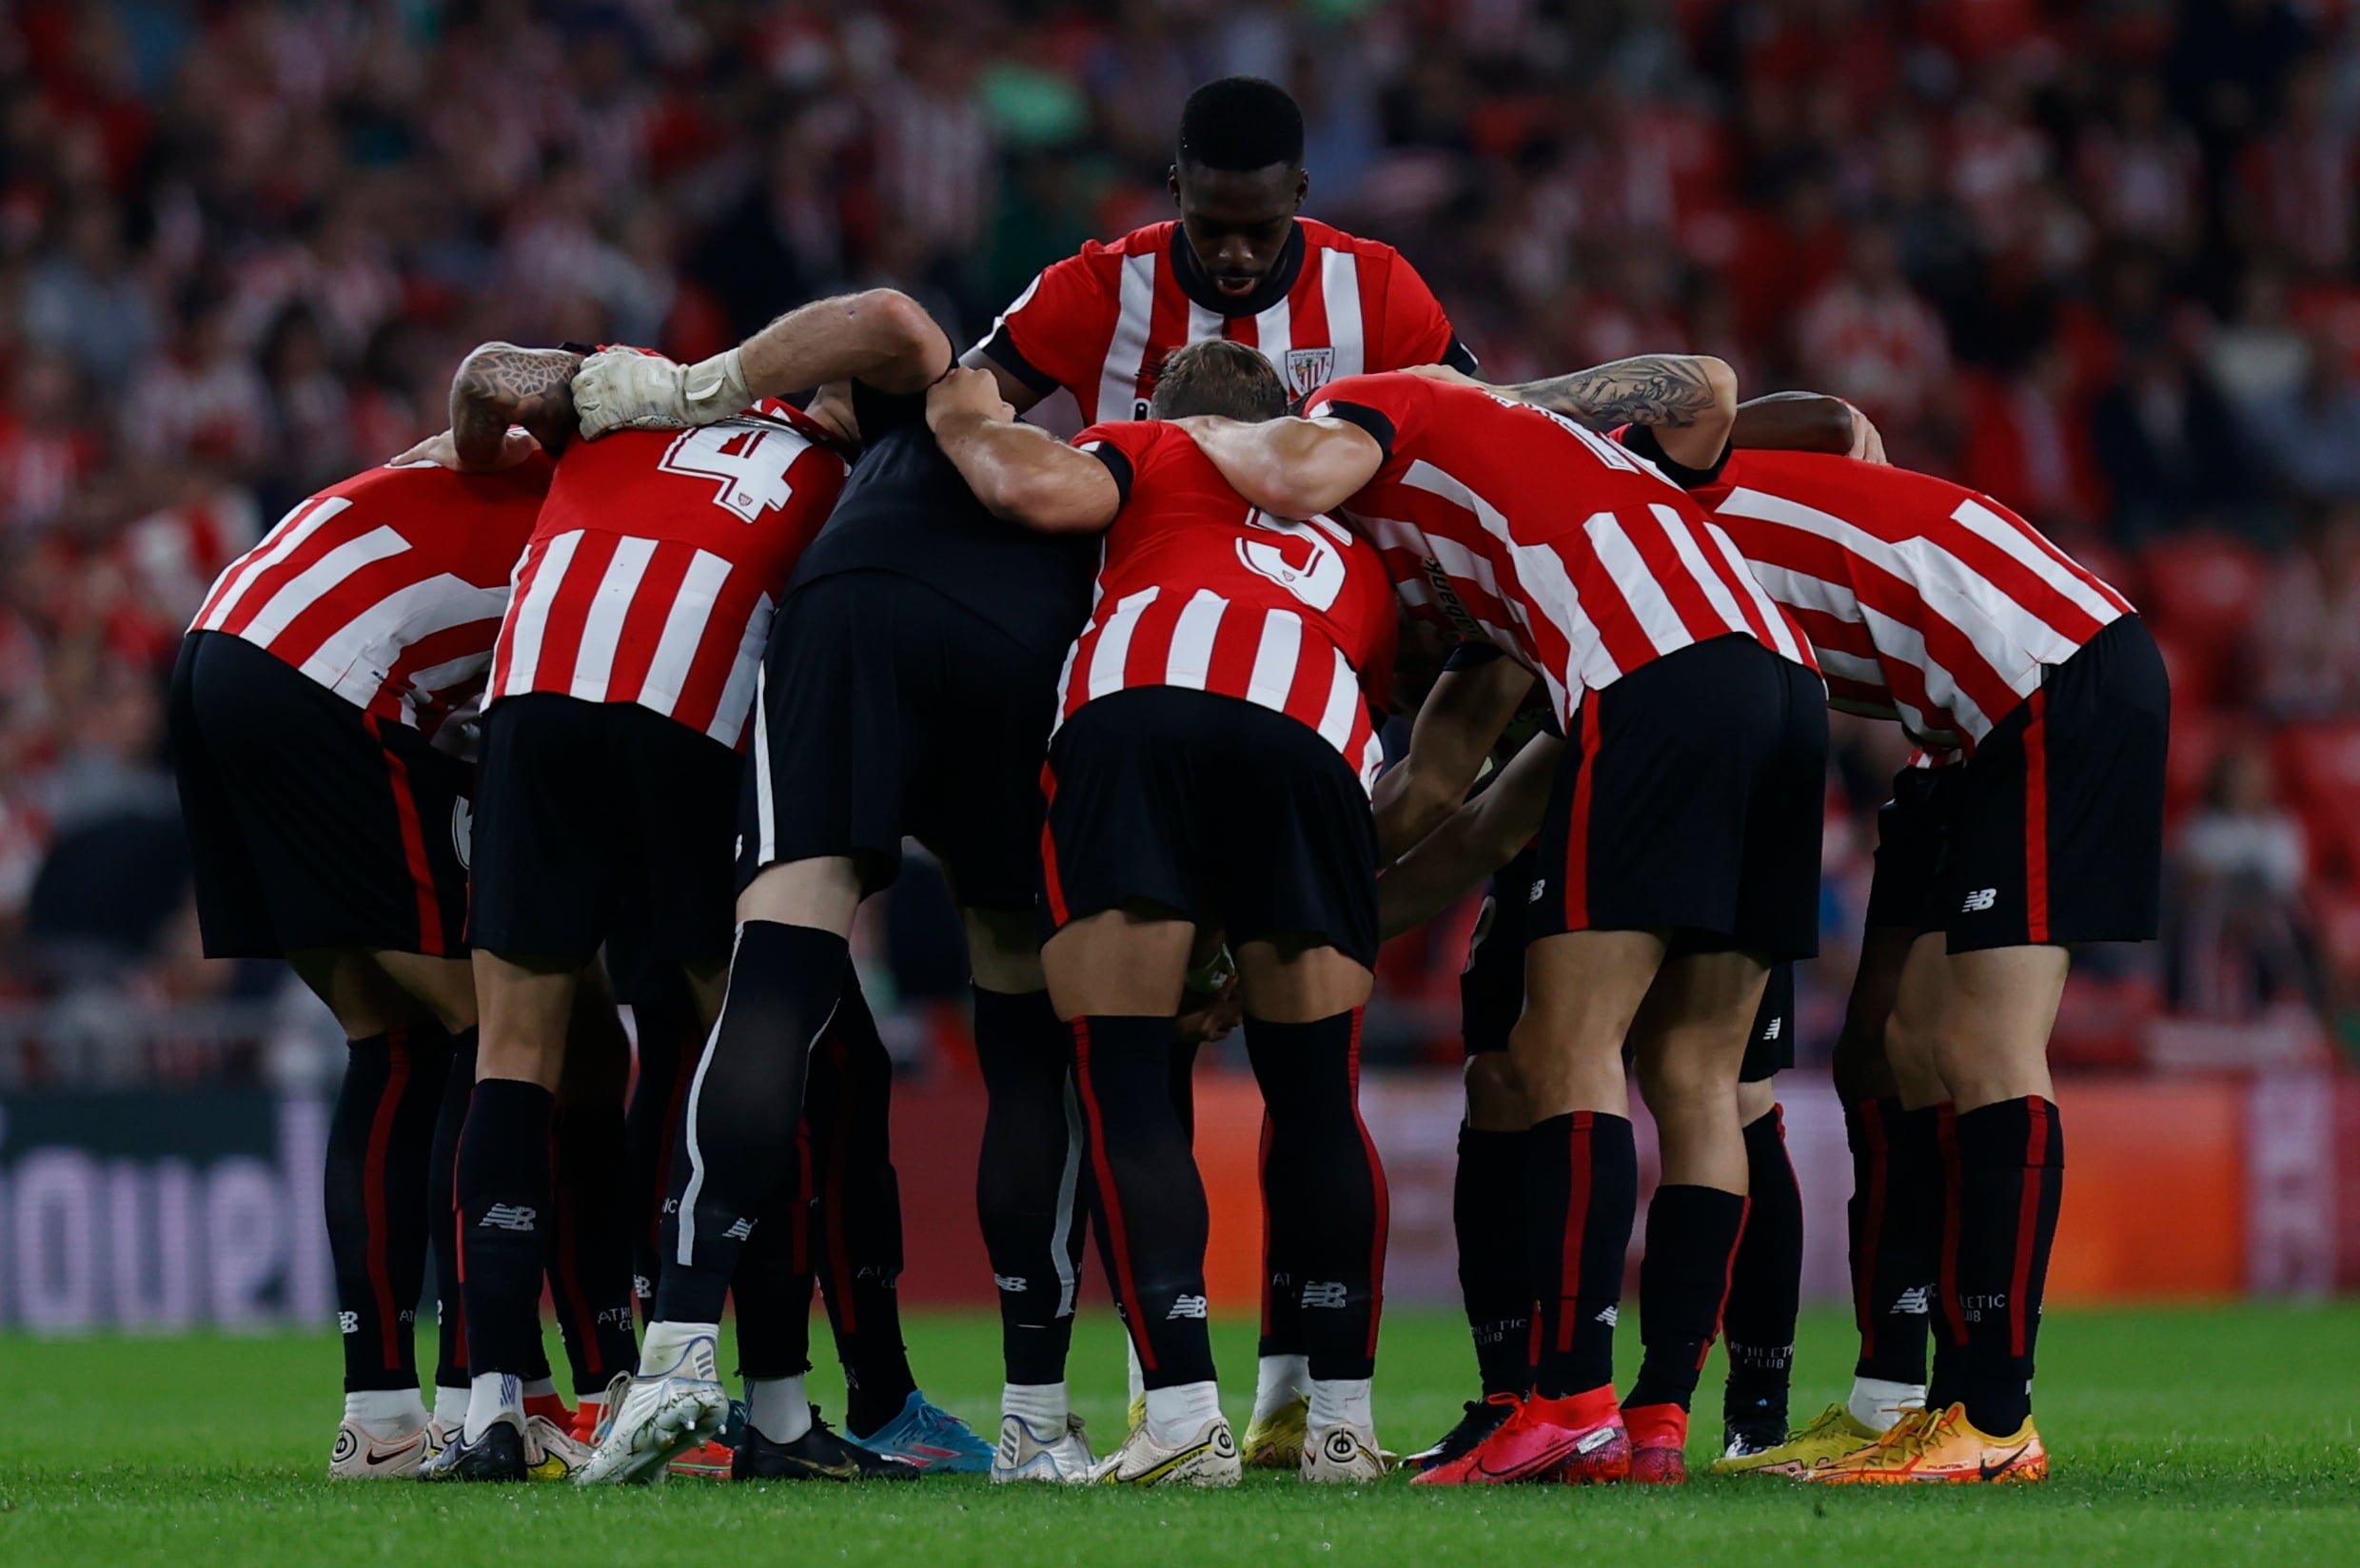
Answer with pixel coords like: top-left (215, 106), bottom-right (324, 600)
top-left (1284, 346), bottom-right (1336, 397)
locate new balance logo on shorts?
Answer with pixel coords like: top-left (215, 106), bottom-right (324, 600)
top-left (1760, 1016), bottom-right (1782, 1040)
top-left (1528, 878), bottom-right (1547, 904)
top-left (1166, 1294), bottom-right (1210, 1320)
top-left (1893, 1285), bottom-right (1932, 1315)
top-left (722, 1218), bottom-right (755, 1241)
top-left (477, 1204), bottom-right (537, 1231)
top-left (1300, 1280), bottom-right (1348, 1310)
top-left (1962, 887), bottom-right (1998, 912)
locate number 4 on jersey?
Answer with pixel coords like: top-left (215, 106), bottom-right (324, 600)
top-left (659, 421), bottom-right (804, 523)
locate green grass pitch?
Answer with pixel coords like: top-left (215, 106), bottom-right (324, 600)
top-left (3, 1305), bottom-right (2354, 1565)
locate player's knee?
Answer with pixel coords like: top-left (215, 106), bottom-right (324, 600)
top-left (1463, 1050), bottom-right (1529, 1128)
top-left (1635, 1045), bottom-right (1735, 1122)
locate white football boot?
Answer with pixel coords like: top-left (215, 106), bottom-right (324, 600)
top-left (576, 1333), bottom-right (729, 1485)
top-left (991, 1413), bottom-right (1095, 1483)
top-left (329, 1418), bottom-right (431, 1480)
top-left (1088, 1415), bottom-right (1241, 1487)
top-left (522, 1413), bottom-right (593, 1480)
top-left (1302, 1421), bottom-right (1388, 1483)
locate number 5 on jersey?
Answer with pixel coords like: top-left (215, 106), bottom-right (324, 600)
top-left (1238, 510), bottom-right (1354, 611)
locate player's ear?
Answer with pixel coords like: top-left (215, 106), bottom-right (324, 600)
top-left (1293, 167), bottom-right (1308, 209)
top-left (1168, 164), bottom-right (1183, 207)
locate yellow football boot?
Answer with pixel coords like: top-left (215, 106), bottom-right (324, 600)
top-left (1242, 1392), bottom-right (1310, 1470)
top-left (1711, 1403), bottom-right (1888, 1478)
top-left (1807, 1402), bottom-right (2047, 1485)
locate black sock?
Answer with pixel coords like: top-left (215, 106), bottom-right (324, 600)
top-left (974, 985), bottom-right (1087, 1387)
top-left (1724, 1108), bottom-right (1801, 1434)
top-left (1928, 1103), bottom-right (1969, 1410)
top-left (622, 970), bottom-right (702, 1325)
top-left (429, 1028), bottom-right (478, 1390)
top-left (1527, 1111), bottom-right (1637, 1400)
top-left (1072, 1015), bottom-right (1215, 1389)
top-left (548, 1101), bottom-right (639, 1397)
top-left (731, 1166), bottom-right (816, 1382)
top-left (1953, 1097), bottom-right (2063, 1435)
top-left (1244, 1010), bottom-right (1386, 1382)
top-left (655, 920), bottom-right (850, 1323)
top-left (809, 979), bottom-right (917, 1436)
top-left (458, 1076), bottom-right (557, 1378)
top-left (325, 1024), bottom-right (450, 1393)
top-left (1455, 1125), bottom-right (1533, 1397)
top-left (1626, 1185), bottom-right (1748, 1413)
top-left (1847, 1097), bottom-right (1940, 1387)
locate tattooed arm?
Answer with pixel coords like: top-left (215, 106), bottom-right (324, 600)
top-left (448, 343), bottom-right (584, 470)
top-left (1497, 353), bottom-right (1738, 472)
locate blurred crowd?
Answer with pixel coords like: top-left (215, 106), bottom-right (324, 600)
top-left (2, 0), bottom-right (2358, 1080)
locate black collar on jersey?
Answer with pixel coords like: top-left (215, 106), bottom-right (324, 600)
top-left (1170, 220), bottom-right (1306, 318)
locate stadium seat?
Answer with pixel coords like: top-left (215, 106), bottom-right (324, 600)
top-left (2151, 625), bottom-right (2232, 710)
top-left (2273, 722), bottom-right (2360, 881)
top-left (2163, 704), bottom-right (2243, 820)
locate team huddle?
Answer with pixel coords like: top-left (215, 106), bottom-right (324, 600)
top-left (170, 77), bottom-right (2168, 1492)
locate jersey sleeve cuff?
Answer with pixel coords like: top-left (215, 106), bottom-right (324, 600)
top-left (1319, 400), bottom-right (1395, 462)
top-left (974, 328), bottom-right (1062, 398)
top-left (1442, 336), bottom-right (1481, 375)
top-left (1618, 422), bottom-right (1732, 489)
top-left (1082, 440), bottom-right (1134, 511)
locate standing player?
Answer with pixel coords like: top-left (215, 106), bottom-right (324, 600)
top-left (574, 288), bottom-right (1073, 1484)
top-left (924, 340), bottom-right (1400, 1485)
top-left (963, 74), bottom-right (1475, 1460)
top-left (1623, 441), bottom-right (2164, 1483)
top-left (170, 438), bottom-right (548, 1477)
top-left (1183, 366), bottom-right (1826, 1485)
top-left (421, 341), bottom-right (853, 1481)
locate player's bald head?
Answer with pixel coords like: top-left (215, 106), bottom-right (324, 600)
top-left (1150, 339), bottom-right (1287, 423)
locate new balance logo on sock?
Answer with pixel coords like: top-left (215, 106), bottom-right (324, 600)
top-left (1300, 1281), bottom-right (1348, 1310)
top-left (477, 1204), bottom-right (537, 1231)
top-left (338, 1311), bottom-right (359, 1334)
top-left (1594, 1305), bottom-right (1620, 1325)
top-left (634, 1275), bottom-right (653, 1301)
top-left (1893, 1285), bottom-right (1932, 1315)
top-left (993, 1274), bottom-right (1029, 1293)
top-left (722, 1218), bottom-right (755, 1241)
top-left (1166, 1295), bottom-right (1210, 1320)
top-left (1962, 888), bottom-right (1997, 912)
top-left (1528, 879), bottom-right (1547, 904)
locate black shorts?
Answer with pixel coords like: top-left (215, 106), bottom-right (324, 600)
top-left (1040, 687), bottom-right (1380, 969)
top-left (1860, 760), bottom-right (1962, 935)
top-left (469, 693), bottom-right (740, 966)
top-left (1529, 636), bottom-right (1826, 961)
top-left (169, 630), bottom-right (473, 960)
top-left (743, 570), bottom-right (1066, 912)
top-left (1460, 844), bottom-right (1793, 1080)
top-left (1935, 614), bottom-right (2169, 952)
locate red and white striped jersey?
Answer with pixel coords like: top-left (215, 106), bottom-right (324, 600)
top-left (1691, 450), bottom-right (2133, 753)
top-left (188, 455), bottom-right (555, 742)
top-left (1306, 374), bottom-right (1816, 727)
top-left (487, 401), bottom-right (849, 749)
top-left (1060, 420), bottom-right (1399, 790)
top-left (977, 218), bottom-right (1471, 425)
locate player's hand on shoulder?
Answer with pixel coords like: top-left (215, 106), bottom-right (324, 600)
top-left (1395, 363), bottom-right (1481, 386)
top-left (926, 365), bottom-right (1016, 430)
top-left (390, 426), bottom-right (540, 471)
top-left (1846, 402), bottom-right (1888, 464)
top-left (571, 347), bottom-right (694, 438)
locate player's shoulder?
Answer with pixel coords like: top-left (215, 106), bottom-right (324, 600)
top-left (1296, 217), bottom-right (1407, 265)
top-left (355, 449), bottom-right (557, 508)
top-left (1059, 221), bottom-right (1176, 274)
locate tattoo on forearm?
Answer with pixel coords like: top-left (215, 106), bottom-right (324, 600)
top-left (1508, 356), bottom-right (1718, 430)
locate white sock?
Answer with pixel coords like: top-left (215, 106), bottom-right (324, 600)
top-left (433, 1385), bottom-right (471, 1430)
top-left (746, 1375), bottom-right (813, 1444)
top-left (639, 1320), bottom-right (720, 1377)
top-left (522, 1376), bottom-right (557, 1404)
top-left (1308, 1377), bottom-right (1373, 1433)
top-left (1126, 1337), bottom-right (1145, 1405)
top-left (1253, 1354), bottom-right (1310, 1422)
top-left (344, 1388), bottom-right (427, 1432)
top-left (463, 1371), bottom-right (523, 1442)
top-left (1848, 1376), bottom-right (1925, 1433)
top-left (1002, 1382), bottom-right (1070, 1432)
top-left (1144, 1381), bottom-right (1224, 1446)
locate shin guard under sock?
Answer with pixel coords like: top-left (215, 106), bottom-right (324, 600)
top-left (1626, 1184), bottom-right (1748, 1414)
top-left (1455, 1126), bottom-right (1535, 1397)
top-left (326, 1024), bottom-right (450, 1392)
top-left (807, 980), bottom-right (917, 1437)
top-left (974, 985), bottom-right (1086, 1388)
top-left (457, 1077), bottom-right (556, 1380)
top-left (1527, 1112), bottom-right (1638, 1400)
top-left (1952, 1097), bottom-right (2063, 1435)
top-left (430, 1029), bottom-right (478, 1390)
top-left (1723, 1108), bottom-right (1801, 1435)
